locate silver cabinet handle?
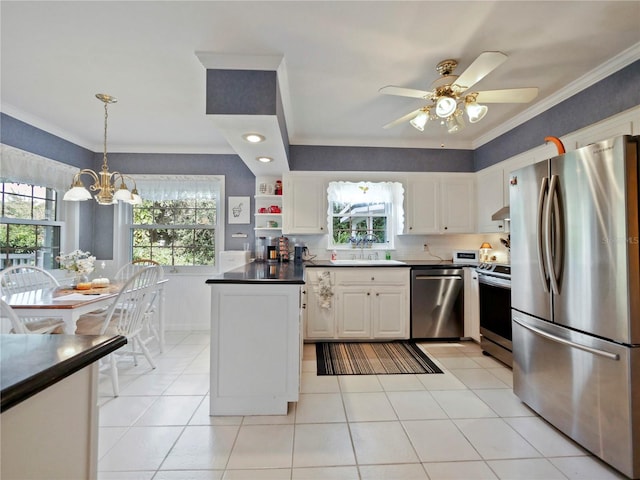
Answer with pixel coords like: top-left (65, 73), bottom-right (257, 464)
top-left (414, 275), bottom-right (463, 281)
top-left (513, 317), bottom-right (619, 361)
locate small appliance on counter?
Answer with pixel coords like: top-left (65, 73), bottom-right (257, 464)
top-left (255, 237), bottom-right (266, 262)
top-left (278, 236), bottom-right (290, 262)
top-left (452, 249), bottom-right (479, 264)
top-left (294, 244), bottom-right (308, 264)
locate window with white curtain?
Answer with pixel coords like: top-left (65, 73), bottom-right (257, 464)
top-left (0, 145), bottom-right (75, 269)
top-left (327, 181), bottom-right (404, 249)
top-left (126, 175), bottom-right (223, 268)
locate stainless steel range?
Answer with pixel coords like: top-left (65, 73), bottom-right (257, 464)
top-left (476, 263), bottom-right (512, 366)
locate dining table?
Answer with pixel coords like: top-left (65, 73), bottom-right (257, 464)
top-left (3, 280), bottom-right (168, 351)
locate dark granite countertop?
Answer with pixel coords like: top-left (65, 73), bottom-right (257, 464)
top-left (206, 260), bottom-right (478, 284)
top-left (206, 261), bottom-right (306, 284)
top-left (0, 334), bottom-right (126, 412)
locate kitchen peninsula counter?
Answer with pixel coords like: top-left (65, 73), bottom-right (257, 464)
top-left (206, 262), bottom-right (303, 416)
top-left (1, 334), bottom-right (126, 479)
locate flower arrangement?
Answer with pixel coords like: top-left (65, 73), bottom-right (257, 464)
top-left (56, 249), bottom-right (96, 275)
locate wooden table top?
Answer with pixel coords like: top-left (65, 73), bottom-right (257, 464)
top-left (4, 278), bottom-right (167, 310)
top-left (4, 284), bottom-right (121, 310)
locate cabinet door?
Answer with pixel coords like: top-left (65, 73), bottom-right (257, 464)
top-left (337, 288), bottom-right (371, 338)
top-left (282, 175), bottom-right (327, 234)
top-left (372, 287), bottom-right (408, 338)
top-left (440, 177), bottom-right (475, 233)
top-left (463, 268), bottom-right (480, 342)
top-left (305, 286), bottom-right (336, 339)
top-left (476, 168), bottom-right (506, 233)
top-left (405, 177), bottom-right (439, 234)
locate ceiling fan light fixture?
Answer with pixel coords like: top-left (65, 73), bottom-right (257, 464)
top-left (446, 113), bottom-right (465, 133)
top-left (465, 94), bottom-right (488, 123)
top-left (435, 96), bottom-right (457, 118)
top-left (409, 110), bottom-right (429, 131)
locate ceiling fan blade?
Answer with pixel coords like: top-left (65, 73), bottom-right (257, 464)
top-left (474, 87), bottom-right (539, 103)
top-left (379, 85), bottom-right (432, 100)
top-left (452, 51), bottom-right (508, 92)
top-left (383, 108), bottom-right (423, 129)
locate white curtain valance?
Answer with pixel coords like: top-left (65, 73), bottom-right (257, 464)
top-left (0, 144), bottom-right (79, 190)
top-left (132, 174), bottom-right (221, 201)
top-left (327, 181), bottom-right (401, 204)
top-left (327, 181), bottom-right (404, 233)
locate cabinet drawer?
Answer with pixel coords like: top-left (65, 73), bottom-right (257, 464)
top-left (304, 269), bottom-right (336, 285)
top-left (335, 268), bottom-right (409, 286)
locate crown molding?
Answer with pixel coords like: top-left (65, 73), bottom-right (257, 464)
top-left (472, 41), bottom-right (640, 149)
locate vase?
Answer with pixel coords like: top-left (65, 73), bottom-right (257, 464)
top-left (72, 273), bottom-right (89, 288)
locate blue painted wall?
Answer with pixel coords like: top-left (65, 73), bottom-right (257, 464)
top-left (475, 59), bottom-right (640, 170)
top-left (290, 145), bottom-right (474, 172)
top-left (101, 152), bottom-right (256, 257)
top-left (1, 113), bottom-right (98, 250)
top-left (1, 113), bottom-right (94, 169)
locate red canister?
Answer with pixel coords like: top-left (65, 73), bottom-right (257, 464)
top-left (275, 180), bottom-right (282, 195)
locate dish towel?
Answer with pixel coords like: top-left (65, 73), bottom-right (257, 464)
top-left (314, 271), bottom-right (333, 309)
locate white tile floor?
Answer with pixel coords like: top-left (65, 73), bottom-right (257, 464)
top-left (97, 332), bottom-right (626, 480)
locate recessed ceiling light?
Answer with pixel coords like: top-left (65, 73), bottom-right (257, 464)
top-left (256, 156), bottom-right (273, 163)
top-left (243, 133), bottom-right (265, 143)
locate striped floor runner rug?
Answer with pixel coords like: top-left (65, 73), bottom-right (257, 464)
top-left (316, 341), bottom-right (443, 375)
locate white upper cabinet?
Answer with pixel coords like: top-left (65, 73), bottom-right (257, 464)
top-left (476, 167), bottom-right (506, 233)
top-left (405, 174), bottom-right (475, 234)
top-left (440, 176), bottom-right (475, 233)
top-left (282, 174), bottom-right (327, 234)
top-left (405, 176), bottom-right (439, 234)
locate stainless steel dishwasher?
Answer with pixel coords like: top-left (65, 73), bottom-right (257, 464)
top-left (411, 268), bottom-right (464, 339)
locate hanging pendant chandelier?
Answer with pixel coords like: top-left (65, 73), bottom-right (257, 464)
top-left (63, 93), bottom-right (142, 205)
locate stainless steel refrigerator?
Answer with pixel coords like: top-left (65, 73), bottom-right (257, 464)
top-left (510, 135), bottom-right (639, 479)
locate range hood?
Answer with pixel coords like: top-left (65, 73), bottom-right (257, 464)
top-left (491, 206), bottom-right (510, 221)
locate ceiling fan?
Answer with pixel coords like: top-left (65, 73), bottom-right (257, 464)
top-left (379, 51), bottom-right (538, 134)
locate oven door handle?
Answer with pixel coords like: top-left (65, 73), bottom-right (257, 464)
top-left (478, 275), bottom-right (511, 289)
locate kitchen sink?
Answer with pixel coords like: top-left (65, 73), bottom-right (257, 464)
top-left (330, 259), bottom-right (406, 265)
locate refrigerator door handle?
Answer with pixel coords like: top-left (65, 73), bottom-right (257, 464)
top-left (537, 176), bottom-right (550, 292)
top-left (513, 316), bottom-right (620, 361)
top-left (546, 175), bottom-right (561, 295)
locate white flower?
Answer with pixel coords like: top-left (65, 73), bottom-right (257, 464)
top-left (56, 249), bottom-right (96, 275)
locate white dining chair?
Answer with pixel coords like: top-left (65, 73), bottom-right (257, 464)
top-left (75, 266), bottom-right (160, 396)
top-left (0, 298), bottom-right (65, 334)
top-left (0, 265), bottom-right (60, 295)
top-left (115, 260), bottom-right (165, 352)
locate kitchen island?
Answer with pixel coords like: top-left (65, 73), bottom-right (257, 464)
top-left (0, 334), bottom-right (126, 479)
top-left (206, 262), bottom-right (304, 415)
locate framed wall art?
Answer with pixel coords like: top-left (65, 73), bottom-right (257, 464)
top-left (228, 196), bottom-right (250, 224)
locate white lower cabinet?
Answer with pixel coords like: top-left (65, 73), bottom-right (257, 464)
top-left (305, 271), bottom-right (336, 339)
top-left (305, 267), bottom-right (409, 340)
top-left (371, 287), bottom-right (408, 338)
top-left (337, 287), bottom-right (372, 338)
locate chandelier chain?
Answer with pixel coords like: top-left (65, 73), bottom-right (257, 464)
top-left (102, 100), bottom-right (109, 172)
